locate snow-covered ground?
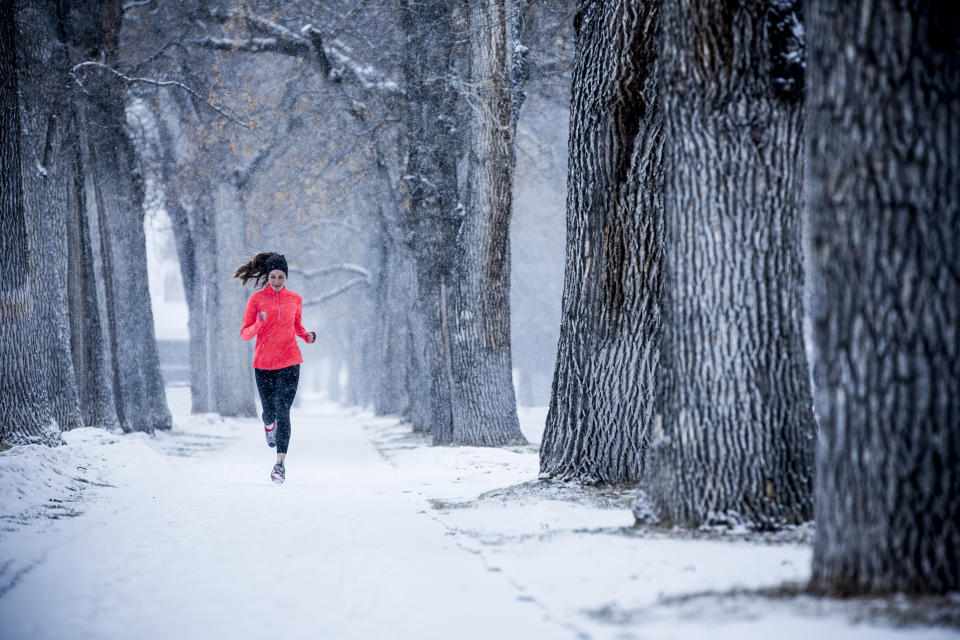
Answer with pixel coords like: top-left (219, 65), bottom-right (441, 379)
top-left (1, 389), bottom-right (957, 639)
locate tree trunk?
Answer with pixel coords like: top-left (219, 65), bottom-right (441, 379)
top-left (153, 88), bottom-right (217, 414)
top-left (540, 0), bottom-right (663, 484)
top-left (0, 0), bottom-right (59, 446)
top-left (399, 0), bottom-right (464, 438)
top-left (213, 182), bottom-right (256, 417)
top-left (70, 118), bottom-right (121, 430)
top-left (372, 229), bottom-right (416, 416)
top-left (84, 89), bottom-right (171, 432)
top-left (404, 291), bottom-right (433, 430)
top-left (440, 0), bottom-right (526, 447)
top-left (74, 0), bottom-right (172, 434)
top-left (17, 1), bottom-right (84, 434)
top-left (517, 369), bottom-right (534, 408)
top-left (165, 200), bottom-right (216, 414)
top-left (806, 0), bottom-right (960, 595)
top-left (645, 0), bottom-right (814, 527)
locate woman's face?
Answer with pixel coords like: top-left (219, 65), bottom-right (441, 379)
top-left (268, 270), bottom-right (287, 291)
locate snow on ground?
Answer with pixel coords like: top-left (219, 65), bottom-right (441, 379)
top-left (1, 388), bottom-right (957, 640)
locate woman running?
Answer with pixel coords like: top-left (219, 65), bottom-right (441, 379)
top-left (235, 252), bottom-right (316, 484)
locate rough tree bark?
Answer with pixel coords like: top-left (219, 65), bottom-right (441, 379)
top-left (70, 118), bottom-right (122, 430)
top-left (3, 0), bottom-right (170, 441)
top-left (17, 0), bottom-right (84, 434)
top-left (0, 0), bottom-right (59, 447)
top-left (806, 0), bottom-right (960, 595)
top-left (439, 0), bottom-right (528, 446)
top-left (398, 0), bottom-right (463, 439)
top-left (644, 0), bottom-right (815, 526)
top-left (539, 0), bottom-right (663, 484)
top-left (83, 94), bottom-right (171, 431)
top-left (78, 2), bottom-right (171, 432)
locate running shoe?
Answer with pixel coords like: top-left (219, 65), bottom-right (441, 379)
top-left (270, 462), bottom-right (285, 484)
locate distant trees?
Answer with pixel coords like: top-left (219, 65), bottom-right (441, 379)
top-left (806, 0), bottom-right (959, 594)
top-left (165, 1), bottom-right (531, 446)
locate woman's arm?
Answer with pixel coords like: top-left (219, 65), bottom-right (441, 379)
top-left (240, 296), bottom-right (263, 341)
top-left (294, 301), bottom-right (315, 343)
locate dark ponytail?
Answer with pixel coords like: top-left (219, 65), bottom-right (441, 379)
top-left (234, 251), bottom-right (285, 288)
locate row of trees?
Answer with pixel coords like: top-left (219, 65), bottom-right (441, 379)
top-left (2, 0), bottom-right (956, 598)
top-left (4, 0), bottom-right (575, 444)
top-left (540, 0), bottom-right (958, 597)
top-left (2, 0), bottom-right (170, 447)
top-left (118, 0), bottom-right (574, 446)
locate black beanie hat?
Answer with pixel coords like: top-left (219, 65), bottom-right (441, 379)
top-left (264, 253), bottom-right (288, 276)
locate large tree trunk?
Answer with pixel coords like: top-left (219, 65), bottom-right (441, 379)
top-left (807, 0), bottom-right (960, 595)
top-left (17, 1), bottom-right (84, 434)
top-left (0, 0), bottom-right (59, 447)
top-left (644, 0), bottom-right (815, 527)
top-left (540, 0), bottom-right (663, 484)
top-left (399, 0), bottom-right (464, 438)
top-left (84, 89), bottom-right (171, 432)
top-left (440, 0), bottom-right (527, 447)
top-left (78, 0), bottom-right (171, 433)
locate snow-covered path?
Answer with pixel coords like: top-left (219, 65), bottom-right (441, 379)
top-left (0, 401), bottom-right (574, 640)
top-left (3, 393), bottom-right (958, 640)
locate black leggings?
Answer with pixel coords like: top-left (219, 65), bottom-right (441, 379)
top-left (254, 365), bottom-right (300, 454)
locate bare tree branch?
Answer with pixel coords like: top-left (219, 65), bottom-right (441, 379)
top-left (70, 61), bottom-right (250, 127)
top-left (302, 278), bottom-right (372, 306)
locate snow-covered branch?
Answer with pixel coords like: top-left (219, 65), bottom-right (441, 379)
top-left (291, 264), bottom-right (373, 280)
top-left (189, 36), bottom-right (310, 59)
top-left (70, 61), bottom-right (250, 127)
top-left (197, 9), bottom-right (403, 97)
top-left (319, 33), bottom-right (402, 95)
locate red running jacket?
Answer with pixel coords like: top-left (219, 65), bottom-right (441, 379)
top-left (241, 287), bottom-right (310, 370)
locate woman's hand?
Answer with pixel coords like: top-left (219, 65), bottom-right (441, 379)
top-left (306, 331), bottom-right (316, 344)
top-left (258, 311), bottom-right (266, 322)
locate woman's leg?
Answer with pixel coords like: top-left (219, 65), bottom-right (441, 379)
top-left (254, 368), bottom-right (279, 427)
top-left (274, 364), bottom-right (300, 459)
